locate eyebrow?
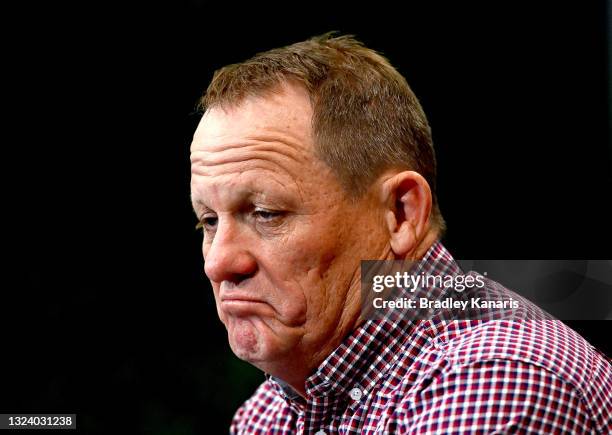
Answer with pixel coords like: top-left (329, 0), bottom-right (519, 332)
top-left (189, 191), bottom-right (257, 215)
top-left (190, 188), bottom-right (294, 218)
top-left (190, 196), bottom-right (210, 216)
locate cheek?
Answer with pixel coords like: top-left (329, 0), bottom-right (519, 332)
top-left (298, 222), bottom-right (377, 323)
top-left (259, 251), bottom-right (322, 325)
top-left (266, 276), bottom-right (308, 326)
top-left (258, 208), bottom-right (361, 323)
top-left (292, 249), bottom-right (352, 323)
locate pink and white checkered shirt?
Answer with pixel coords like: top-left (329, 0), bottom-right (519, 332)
top-left (230, 242), bottom-right (612, 434)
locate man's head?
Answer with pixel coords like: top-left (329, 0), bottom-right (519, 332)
top-left (190, 34), bottom-right (443, 391)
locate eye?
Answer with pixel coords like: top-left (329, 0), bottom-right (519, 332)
top-left (195, 215), bottom-right (218, 232)
top-left (253, 208), bottom-right (281, 221)
top-left (252, 208), bottom-right (286, 224)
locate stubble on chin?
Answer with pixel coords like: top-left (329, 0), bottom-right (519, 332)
top-left (227, 317), bottom-right (262, 361)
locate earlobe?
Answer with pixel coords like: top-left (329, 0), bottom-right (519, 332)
top-left (389, 218), bottom-right (417, 257)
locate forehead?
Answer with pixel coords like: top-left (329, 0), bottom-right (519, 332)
top-left (191, 83), bottom-right (314, 155)
top-left (190, 83), bottom-right (338, 210)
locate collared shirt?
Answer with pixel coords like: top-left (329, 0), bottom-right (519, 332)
top-left (230, 242), bottom-right (612, 434)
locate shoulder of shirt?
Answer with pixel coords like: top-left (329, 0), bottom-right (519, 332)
top-left (421, 304), bottom-right (609, 400)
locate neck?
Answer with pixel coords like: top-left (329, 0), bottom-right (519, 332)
top-left (412, 227), bottom-right (439, 260)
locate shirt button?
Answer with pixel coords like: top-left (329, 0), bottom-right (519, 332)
top-left (349, 387), bottom-right (363, 401)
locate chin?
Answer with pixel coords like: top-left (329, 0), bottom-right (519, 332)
top-left (228, 324), bottom-right (261, 359)
top-left (227, 318), bottom-right (294, 365)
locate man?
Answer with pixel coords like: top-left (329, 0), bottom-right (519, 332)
top-left (190, 34), bottom-right (611, 434)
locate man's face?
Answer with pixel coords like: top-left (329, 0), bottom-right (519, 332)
top-left (190, 84), bottom-right (385, 370)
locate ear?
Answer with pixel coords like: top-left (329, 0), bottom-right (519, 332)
top-left (382, 171), bottom-right (432, 258)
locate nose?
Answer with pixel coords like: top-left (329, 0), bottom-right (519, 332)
top-left (203, 220), bottom-right (257, 284)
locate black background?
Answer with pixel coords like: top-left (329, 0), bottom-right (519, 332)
top-left (5, 1), bottom-right (611, 434)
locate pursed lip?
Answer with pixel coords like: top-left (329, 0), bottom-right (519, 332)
top-left (220, 293), bottom-right (266, 304)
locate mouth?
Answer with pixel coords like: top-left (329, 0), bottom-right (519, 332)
top-left (221, 298), bottom-right (267, 306)
top-left (220, 292), bottom-right (269, 308)
top-left (220, 293), bottom-right (266, 304)
top-left (220, 296), bottom-right (271, 317)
